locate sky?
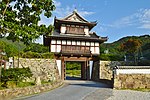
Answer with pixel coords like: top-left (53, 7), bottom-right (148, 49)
top-left (36, 0), bottom-right (150, 43)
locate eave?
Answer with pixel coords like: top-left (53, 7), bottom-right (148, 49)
top-left (43, 35), bottom-right (108, 46)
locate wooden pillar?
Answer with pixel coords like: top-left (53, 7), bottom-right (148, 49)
top-left (81, 62), bottom-right (86, 80)
top-left (86, 60), bottom-right (90, 80)
top-left (61, 57), bottom-right (65, 80)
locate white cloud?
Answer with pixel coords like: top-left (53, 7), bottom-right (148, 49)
top-left (108, 8), bottom-right (150, 29)
top-left (53, 0), bottom-right (94, 18)
top-left (78, 11), bottom-right (95, 17)
top-left (138, 9), bottom-right (150, 29)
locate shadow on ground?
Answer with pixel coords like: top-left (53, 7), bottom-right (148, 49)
top-left (65, 76), bottom-right (112, 88)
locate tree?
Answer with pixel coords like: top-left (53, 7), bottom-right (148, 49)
top-left (0, 0), bottom-right (55, 45)
top-left (120, 38), bottom-right (142, 62)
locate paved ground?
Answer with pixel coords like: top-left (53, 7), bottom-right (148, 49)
top-left (17, 78), bottom-right (150, 100)
top-left (18, 78), bottom-right (110, 100)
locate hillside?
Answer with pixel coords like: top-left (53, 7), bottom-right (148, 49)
top-left (101, 35), bottom-right (150, 60)
top-left (0, 38), bottom-right (49, 58)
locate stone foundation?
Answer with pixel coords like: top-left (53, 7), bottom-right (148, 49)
top-left (0, 81), bottom-right (63, 100)
top-left (99, 61), bottom-right (134, 80)
top-left (114, 74), bottom-right (150, 89)
top-left (13, 58), bottom-right (60, 82)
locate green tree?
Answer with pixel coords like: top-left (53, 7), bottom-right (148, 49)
top-left (120, 38), bottom-right (142, 62)
top-left (23, 43), bottom-right (49, 53)
top-left (0, 0), bottom-right (55, 45)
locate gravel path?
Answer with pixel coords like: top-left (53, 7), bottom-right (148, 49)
top-left (106, 90), bottom-right (150, 100)
top-left (84, 89), bottom-right (150, 100)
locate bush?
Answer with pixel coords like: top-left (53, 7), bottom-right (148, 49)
top-left (99, 54), bottom-right (124, 61)
top-left (1, 68), bottom-right (33, 88)
top-left (21, 51), bottom-right (54, 59)
top-left (41, 52), bottom-right (54, 59)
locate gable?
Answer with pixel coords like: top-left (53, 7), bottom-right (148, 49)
top-left (62, 11), bottom-right (88, 23)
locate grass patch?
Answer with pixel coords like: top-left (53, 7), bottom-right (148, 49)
top-left (17, 82), bottom-right (35, 87)
top-left (0, 81), bottom-right (35, 89)
top-left (66, 70), bottom-right (81, 77)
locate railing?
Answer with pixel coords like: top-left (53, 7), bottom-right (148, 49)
top-left (61, 45), bottom-right (91, 54)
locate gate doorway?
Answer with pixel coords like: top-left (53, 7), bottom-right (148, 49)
top-left (65, 61), bottom-right (81, 80)
top-left (56, 57), bottom-right (94, 80)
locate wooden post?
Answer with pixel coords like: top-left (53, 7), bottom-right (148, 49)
top-left (61, 57), bottom-right (65, 80)
top-left (86, 60), bottom-right (90, 80)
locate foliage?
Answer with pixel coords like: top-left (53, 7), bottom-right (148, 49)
top-left (17, 82), bottom-right (35, 87)
top-left (101, 35), bottom-right (150, 61)
top-left (0, 0), bottom-right (55, 45)
top-left (66, 62), bottom-right (81, 70)
top-left (1, 68), bottom-right (33, 87)
top-left (66, 70), bottom-right (81, 77)
top-left (99, 54), bottom-right (124, 61)
top-left (0, 40), bottom-right (18, 58)
top-left (0, 38), bottom-right (50, 58)
top-left (120, 38), bottom-right (142, 54)
top-left (23, 43), bottom-right (49, 53)
top-left (21, 51), bottom-right (54, 59)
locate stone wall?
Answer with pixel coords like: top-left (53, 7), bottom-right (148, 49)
top-left (114, 74), bottom-right (150, 89)
top-left (0, 81), bottom-right (63, 100)
top-left (99, 61), bottom-right (121, 80)
top-left (99, 61), bottom-right (134, 80)
top-left (13, 58), bottom-right (60, 82)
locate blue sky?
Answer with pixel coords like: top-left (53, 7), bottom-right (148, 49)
top-left (36, 0), bottom-right (150, 43)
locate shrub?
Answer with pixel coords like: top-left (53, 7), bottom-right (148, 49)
top-left (41, 52), bottom-right (54, 59)
top-left (21, 51), bottom-right (54, 59)
top-left (1, 68), bottom-right (33, 87)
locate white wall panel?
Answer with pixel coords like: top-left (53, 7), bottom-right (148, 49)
top-left (57, 40), bottom-right (61, 44)
top-left (72, 41), bottom-right (76, 45)
top-left (60, 26), bottom-right (66, 33)
top-left (51, 45), bottom-right (56, 52)
top-left (51, 40), bottom-right (56, 44)
top-left (62, 40), bottom-right (66, 45)
top-left (84, 26), bottom-right (89, 36)
top-left (95, 42), bottom-right (99, 46)
top-left (90, 61), bottom-right (93, 79)
top-left (77, 41), bottom-right (80, 45)
top-left (81, 41), bottom-right (85, 46)
top-left (56, 60), bottom-right (61, 76)
top-left (56, 45), bottom-right (61, 52)
top-left (67, 40), bottom-right (71, 45)
top-left (91, 42), bottom-right (94, 46)
top-left (95, 47), bottom-right (99, 54)
top-left (116, 69), bottom-right (150, 75)
top-left (86, 42), bottom-right (90, 46)
top-left (90, 47), bottom-right (94, 53)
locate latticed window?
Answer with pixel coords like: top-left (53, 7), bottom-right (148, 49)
top-left (66, 26), bottom-right (84, 34)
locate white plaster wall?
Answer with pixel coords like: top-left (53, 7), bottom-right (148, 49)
top-left (90, 47), bottom-right (94, 53)
top-left (56, 45), bottom-right (61, 52)
top-left (56, 60), bottom-right (61, 76)
top-left (51, 45), bottom-right (56, 52)
top-left (60, 26), bottom-right (66, 33)
top-left (84, 27), bottom-right (89, 35)
top-left (116, 69), bottom-right (150, 75)
top-left (90, 61), bottom-right (93, 79)
top-left (95, 47), bottom-right (99, 54)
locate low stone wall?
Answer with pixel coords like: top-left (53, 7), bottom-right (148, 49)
top-left (13, 58), bottom-right (60, 82)
top-left (0, 81), bottom-right (63, 100)
top-left (114, 74), bottom-right (150, 89)
top-left (99, 61), bottom-right (134, 80)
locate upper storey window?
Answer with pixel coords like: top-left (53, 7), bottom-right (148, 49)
top-left (66, 25), bottom-right (84, 34)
